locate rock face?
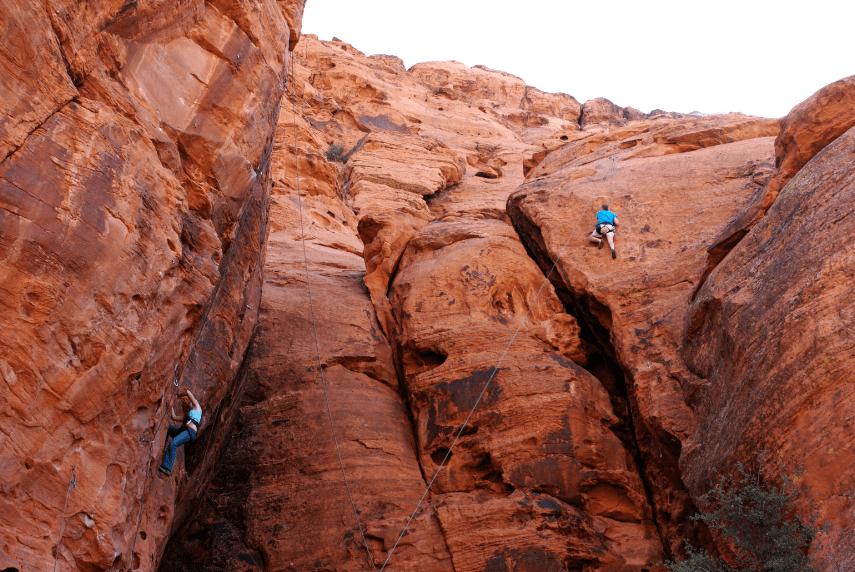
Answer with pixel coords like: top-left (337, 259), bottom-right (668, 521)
top-left (708, 75), bottom-right (855, 266)
top-left (8, 7), bottom-right (854, 570)
top-left (580, 98), bottom-right (646, 127)
top-left (160, 34), bottom-right (677, 571)
top-left (345, 131), bottom-right (462, 217)
top-left (0, 1), bottom-right (305, 571)
top-left (507, 114), bottom-right (779, 555)
top-left (159, 32), bottom-right (805, 572)
top-left (385, 217), bottom-right (663, 569)
top-left (683, 118), bottom-right (855, 567)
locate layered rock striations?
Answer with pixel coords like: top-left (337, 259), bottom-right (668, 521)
top-left (0, 1), bottom-right (305, 570)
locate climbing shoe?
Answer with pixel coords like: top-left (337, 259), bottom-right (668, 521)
top-left (598, 239), bottom-right (604, 250)
top-left (611, 249), bottom-right (616, 259)
top-left (158, 466), bottom-right (171, 477)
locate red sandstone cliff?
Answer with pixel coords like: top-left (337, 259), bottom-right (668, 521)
top-left (4, 5), bottom-right (854, 571)
top-left (0, 1), bottom-right (305, 570)
top-left (157, 35), bottom-right (855, 572)
top-left (682, 76), bottom-right (855, 569)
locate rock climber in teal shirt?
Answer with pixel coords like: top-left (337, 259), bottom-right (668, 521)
top-left (159, 388), bottom-right (202, 477)
top-left (589, 205), bottom-right (619, 259)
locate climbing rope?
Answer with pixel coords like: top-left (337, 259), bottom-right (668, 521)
top-left (289, 50), bottom-right (378, 572)
top-left (52, 465), bottom-right (76, 572)
top-left (605, 156), bottom-right (618, 211)
top-left (377, 159), bottom-right (609, 571)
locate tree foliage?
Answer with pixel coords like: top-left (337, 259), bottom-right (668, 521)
top-left (664, 461), bottom-right (824, 572)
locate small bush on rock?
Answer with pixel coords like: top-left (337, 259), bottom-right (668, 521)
top-left (324, 143), bottom-right (347, 163)
top-left (664, 460), bottom-right (824, 572)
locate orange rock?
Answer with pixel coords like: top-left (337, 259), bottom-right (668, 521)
top-left (358, 208), bottom-right (432, 338)
top-left (773, 75), bottom-right (855, 189)
top-left (581, 97), bottom-right (646, 127)
top-left (160, 49), bottom-right (453, 570)
top-left (161, 27), bottom-right (683, 564)
top-left (709, 76), bottom-right (855, 262)
top-left (0, 1), bottom-right (306, 570)
top-left (156, 30), bottom-right (855, 572)
top-left (683, 123), bottom-right (855, 566)
top-left (508, 116), bottom-right (777, 555)
top-left (529, 113), bottom-right (779, 180)
top-left (521, 85), bottom-right (583, 123)
top-left (410, 62), bottom-right (528, 108)
top-left (434, 489), bottom-right (663, 571)
top-left (0, 0), bottom-right (78, 162)
top-left (345, 132), bottom-right (462, 218)
top-left (157, 32), bottom-right (786, 571)
top-left (382, 217), bottom-right (663, 567)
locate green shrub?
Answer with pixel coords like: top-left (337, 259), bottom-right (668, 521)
top-left (664, 460), bottom-right (824, 572)
top-left (324, 143), bottom-right (347, 163)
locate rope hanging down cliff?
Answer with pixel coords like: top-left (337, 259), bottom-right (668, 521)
top-left (377, 160), bottom-right (613, 571)
top-left (289, 49), bottom-right (379, 572)
top-left (52, 465), bottom-right (76, 572)
top-left (605, 155), bottom-right (618, 210)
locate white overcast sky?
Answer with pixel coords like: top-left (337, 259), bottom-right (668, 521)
top-left (302, 0), bottom-right (853, 119)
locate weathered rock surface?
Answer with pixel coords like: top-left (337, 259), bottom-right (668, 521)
top-left (508, 115), bottom-right (778, 555)
top-left (709, 76), bottom-right (855, 264)
top-left (345, 131), bottom-right (462, 217)
top-left (580, 97), bottom-right (646, 127)
top-left (0, 1), bottom-right (305, 570)
top-left (387, 217), bottom-right (664, 569)
top-left (683, 122), bottom-right (855, 568)
top-left (163, 33), bottom-right (684, 571)
top-left (160, 89), bottom-right (454, 570)
top-left (15, 11), bottom-right (853, 571)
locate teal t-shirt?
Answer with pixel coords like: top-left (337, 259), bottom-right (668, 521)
top-left (596, 210), bottom-right (616, 225)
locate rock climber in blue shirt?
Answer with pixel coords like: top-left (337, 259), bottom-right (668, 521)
top-left (159, 388), bottom-right (202, 477)
top-left (589, 205), bottom-right (619, 259)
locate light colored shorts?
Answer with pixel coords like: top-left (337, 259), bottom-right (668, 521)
top-left (595, 223), bottom-right (615, 236)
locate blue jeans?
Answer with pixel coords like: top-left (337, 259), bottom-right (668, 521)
top-left (161, 425), bottom-right (196, 472)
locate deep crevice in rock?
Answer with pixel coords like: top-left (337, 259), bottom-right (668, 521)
top-left (157, 331), bottom-right (262, 571)
top-left (559, 290), bottom-right (672, 551)
top-left (508, 210), bottom-right (707, 560)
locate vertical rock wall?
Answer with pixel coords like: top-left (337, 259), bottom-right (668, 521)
top-left (683, 80), bottom-right (855, 568)
top-left (12, 17), bottom-right (851, 572)
top-left (0, 1), bottom-right (305, 570)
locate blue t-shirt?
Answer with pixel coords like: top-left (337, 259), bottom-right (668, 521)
top-left (186, 409), bottom-right (202, 425)
top-left (596, 210), bottom-right (617, 225)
